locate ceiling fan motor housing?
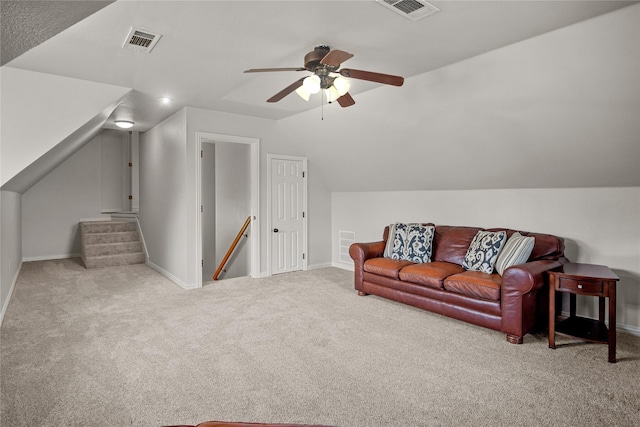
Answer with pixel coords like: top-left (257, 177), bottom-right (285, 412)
top-left (304, 45), bottom-right (331, 71)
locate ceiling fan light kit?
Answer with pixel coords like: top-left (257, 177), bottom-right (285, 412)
top-left (244, 45), bottom-right (404, 108)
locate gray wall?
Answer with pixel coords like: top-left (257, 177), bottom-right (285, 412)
top-left (100, 129), bottom-right (125, 212)
top-left (0, 191), bottom-right (22, 322)
top-left (139, 109), bottom-right (188, 286)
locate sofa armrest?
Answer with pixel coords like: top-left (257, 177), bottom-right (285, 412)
top-left (349, 241), bottom-right (386, 264)
top-left (502, 259), bottom-right (563, 295)
top-left (501, 259), bottom-right (564, 343)
top-left (349, 241), bottom-right (386, 292)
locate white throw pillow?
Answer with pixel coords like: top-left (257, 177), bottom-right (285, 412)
top-left (495, 232), bottom-right (535, 275)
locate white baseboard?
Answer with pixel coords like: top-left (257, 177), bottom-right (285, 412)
top-left (1, 261), bottom-right (22, 326)
top-left (332, 261), bottom-right (354, 271)
top-left (22, 254), bottom-right (81, 262)
top-left (146, 260), bottom-right (197, 290)
top-left (308, 262), bottom-right (332, 270)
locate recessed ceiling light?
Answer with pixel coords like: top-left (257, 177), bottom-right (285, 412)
top-left (159, 97), bottom-right (172, 104)
top-left (115, 120), bottom-right (134, 129)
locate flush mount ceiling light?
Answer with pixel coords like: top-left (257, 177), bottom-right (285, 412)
top-left (159, 96), bottom-right (172, 104)
top-left (115, 120), bottom-right (134, 129)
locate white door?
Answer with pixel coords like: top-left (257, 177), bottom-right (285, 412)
top-left (270, 156), bottom-right (306, 275)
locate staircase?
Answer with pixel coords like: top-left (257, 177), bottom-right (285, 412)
top-left (80, 220), bottom-right (145, 268)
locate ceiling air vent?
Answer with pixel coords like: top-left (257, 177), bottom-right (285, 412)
top-left (378, 0), bottom-right (440, 21)
top-left (122, 27), bottom-right (161, 53)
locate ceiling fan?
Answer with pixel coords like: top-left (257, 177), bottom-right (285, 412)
top-left (244, 45), bottom-right (404, 107)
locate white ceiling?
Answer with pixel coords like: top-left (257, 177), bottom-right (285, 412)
top-left (5, 0), bottom-right (637, 131)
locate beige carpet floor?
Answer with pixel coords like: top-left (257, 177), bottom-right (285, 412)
top-left (1, 258), bottom-right (639, 427)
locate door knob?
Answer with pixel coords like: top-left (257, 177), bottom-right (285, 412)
top-left (273, 228), bottom-right (279, 233)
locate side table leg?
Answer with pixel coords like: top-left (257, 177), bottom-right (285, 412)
top-left (549, 286), bottom-right (556, 349)
top-left (608, 284), bottom-right (616, 363)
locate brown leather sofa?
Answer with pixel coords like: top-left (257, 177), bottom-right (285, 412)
top-left (349, 224), bottom-right (567, 344)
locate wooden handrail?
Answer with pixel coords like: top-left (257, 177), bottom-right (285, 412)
top-left (213, 216), bottom-right (251, 280)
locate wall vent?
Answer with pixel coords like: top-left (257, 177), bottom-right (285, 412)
top-left (122, 27), bottom-right (161, 53)
top-left (339, 231), bottom-right (356, 264)
top-left (378, 0), bottom-right (440, 21)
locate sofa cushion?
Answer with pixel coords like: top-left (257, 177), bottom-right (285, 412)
top-left (383, 223), bottom-right (435, 263)
top-left (488, 228), bottom-right (564, 262)
top-left (399, 262), bottom-right (465, 290)
top-left (494, 232), bottom-right (535, 275)
top-left (432, 226), bottom-right (482, 265)
top-left (364, 258), bottom-right (413, 279)
top-left (444, 271), bottom-right (502, 301)
top-left (462, 230), bottom-right (507, 274)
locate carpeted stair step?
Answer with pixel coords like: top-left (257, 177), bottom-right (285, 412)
top-left (81, 221), bottom-right (137, 234)
top-left (83, 230), bottom-right (140, 245)
top-left (84, 241), bottom-right (143, 257)
top-left (83, 252), bottom-right (146, 269)
top-left (80, 220), bottom-right (145, 269)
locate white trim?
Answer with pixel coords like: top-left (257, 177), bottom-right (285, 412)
top-left (135, 216), bottom-right (149, 261)
top-left (22, 254), bottom-right (81, 262)
top-left (308, 262), bottom-right (333, 270)
top-left (618, 323), bottom-right (640, 337)
top-left (195, 132), bottom-right (260, 289)
top-left (266, 154), bottom-right (308, 276)
top-left (0, 261), bottom-right (22, 326)
top-left (146, 260), bottom-right (197, 290)
top-left (332, 261), bottom-right (355, 272)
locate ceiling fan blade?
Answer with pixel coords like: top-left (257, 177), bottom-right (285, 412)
top-left (320, 49), bottom-right (354, 67)
top-left (337, 92), bottom-right (355, 108)
top-left (266, 77), bottom-right (306, 103)
top-left (340, 68), bottom-right (404, 86)
top-left (244, 67), bottom-right (306, 73)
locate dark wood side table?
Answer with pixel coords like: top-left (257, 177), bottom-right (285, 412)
top-left (548, 263), bottom-right (619, 363)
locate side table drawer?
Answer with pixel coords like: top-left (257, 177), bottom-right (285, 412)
top-left (559, 277), bottom-right (603, 295)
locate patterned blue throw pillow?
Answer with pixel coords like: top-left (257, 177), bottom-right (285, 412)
top-left (462, 230), bottom-right (507, 274)
top-left (383, 223), bottom-right (435, 263)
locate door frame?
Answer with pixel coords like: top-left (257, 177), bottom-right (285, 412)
top-left (196, 132), bottom-right (260, 287)
top-left (266, 153), bottom-right (308, 276)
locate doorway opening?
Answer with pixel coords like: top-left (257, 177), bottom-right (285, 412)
top-left (196, 133), bottom-right (260, 287)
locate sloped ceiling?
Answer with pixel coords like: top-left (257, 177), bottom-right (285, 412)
top-left (0, 0), bottom-right (114, 65)
top-left (1, 1), bottom-right (638, 193)
top-left (4, 0), bottom-right (636, 129)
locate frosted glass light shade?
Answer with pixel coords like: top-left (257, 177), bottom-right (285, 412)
top-left (115, 120), bottom-right (134, 129)
top-left (303, 75), bottom-right (321, 94)
top-left (325, 87), bottom-right (340, 103)
top-left (295, 86), bottom-right (311, 101)
top-left (333, 76), bottom-right (350, 96)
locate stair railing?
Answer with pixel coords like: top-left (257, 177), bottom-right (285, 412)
top-left (213, 216), bottom-right (252, 280)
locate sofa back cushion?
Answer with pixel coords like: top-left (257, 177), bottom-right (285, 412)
top-left (432, 226), bottom-right (482, 265)
top-left (487, 228), bottom-right (565, 261)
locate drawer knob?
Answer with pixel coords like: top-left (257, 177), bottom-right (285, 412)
top-left (578, 284), bottom-right (583, 289)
